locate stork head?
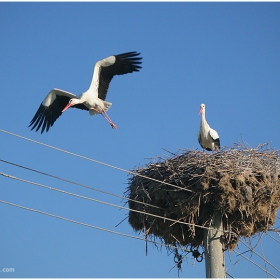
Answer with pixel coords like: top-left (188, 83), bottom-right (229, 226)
top-left (198, 103), bottom-right (205, 115)
top-left (62, 98), bottom-right (80, 112)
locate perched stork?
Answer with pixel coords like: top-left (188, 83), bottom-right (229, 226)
top-left (29, 51), bottom-right (142, 133)
top-left (198, 103), bottom-right (220, 151)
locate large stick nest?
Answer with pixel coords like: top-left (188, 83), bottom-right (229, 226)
top-left (126, 143), bottom-right (280, 251)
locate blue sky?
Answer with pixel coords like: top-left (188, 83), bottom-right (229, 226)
top-left (0, 2), bottom-right (280, 278)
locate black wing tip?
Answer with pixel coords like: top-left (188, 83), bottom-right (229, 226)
top-left (28, 117), bottom-right (48, 134)
top-left (114, 51), bottom-right (143, 72)
top-left (29, 121), bottom-right (51, 134)
top-left (28, 104), bottom-right (52, 134)
top-left (115, 51), bottom-right (142, 62)
top-left (115, 51), bottom-right (141, 57)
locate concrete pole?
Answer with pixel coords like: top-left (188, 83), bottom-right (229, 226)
top-left (204, 211), bottom-right (225, 278)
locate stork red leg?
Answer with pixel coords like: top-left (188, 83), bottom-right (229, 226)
top-left (91, 107), bottom-right (118, 129)
top-left (102, 110), bottom-right (117, 129)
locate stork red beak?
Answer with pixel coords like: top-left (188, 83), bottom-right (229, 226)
top-left (62, 103), bottom-right (72, 112)
top-left (198, 108), bottom-right (203, 115)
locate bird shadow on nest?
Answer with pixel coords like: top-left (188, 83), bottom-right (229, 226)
top-left (125, 140), bottom-right (280, 272)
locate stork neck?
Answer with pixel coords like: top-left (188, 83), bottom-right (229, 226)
top-left (200, 110), bottom-right (206, 121)
top-left (200, 110), bottom-right (208, 129)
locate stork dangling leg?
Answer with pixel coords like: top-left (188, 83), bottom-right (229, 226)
top-left (91, 106), bottom-right (118, 129)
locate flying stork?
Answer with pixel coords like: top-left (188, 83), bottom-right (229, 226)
top-left (29, 51), bottom-right (142, 133)
top-left (198, 103), bottom-right (220, 151)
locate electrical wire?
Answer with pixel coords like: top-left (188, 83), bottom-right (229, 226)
top-left (0, 171), bottom-right (211, 231)
top-left (1, 156), bottom-right (277, 241)
top-left (233, 249), bottom-right (277, 278)
top-left (0, 198), bottom-right (189, 253)
top-left (2, 178), bottom-right (279, 278)
top-left (266, 232), bottom-right (280, 244)
top-left (238, 238), bottom-right (280, 273)
top-left (1, 129), bottom-right (279, 238)
top-left (0, 128), bottom-right (193, 193)
top-left (1, 128), bottom-right (279, 276)
top-left (0, 158), bottom-right (163, 211)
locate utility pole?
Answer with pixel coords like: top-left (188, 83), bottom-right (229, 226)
top-left (204, 211), bottom-right (225, 278)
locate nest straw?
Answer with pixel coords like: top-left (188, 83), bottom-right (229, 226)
top-left (126, 142), bottom-right (280, 251)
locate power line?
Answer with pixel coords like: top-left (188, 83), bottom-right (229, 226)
top-left (233, 249), bottom-right (278, 278)
top-left (0, 198), bottom-right (191, 254)
top-left (7, 167), bottom-right (277, 261)
top-left (266, 232), bottom-right (280, 244)
top-left (0, 171), bottom-right (211, 231)
top-left (1, 128), bottom-right (279, 276)
top-left (1, 129), bottom-right (279, 241)
top-left (0, 158), bottom-right (163, 211)
top-left (2, 180), bottom-right (279, 278)
top-left (238, 238), bottom-right (280, 273)
top-left (0, 128), bottom-right (193, 193)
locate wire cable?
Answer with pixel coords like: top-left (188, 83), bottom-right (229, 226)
top-left (0, 158), bottom-right (163, 210)
top-left (1, 191), bottom-right (278, 278)
top-left (0, 171), bottom-right (211, 231)
top-left (0, 198), bottom-right (190, 253)
top-left (238, 238), bottom-right (280, 273)
top-left (0, 128), bottom-right (193, 193)
top-left (2, 174), bottom-right (279, 278)
top-left (1, 128), bottom-right (279, 276)
top-left (266, 232), bottom-right (280, 244)
top-left (233, 249), bottom-right (277, 278)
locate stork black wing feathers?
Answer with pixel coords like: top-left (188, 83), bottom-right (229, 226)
top-left (98, 51), bottom-right (142, 100)
top-left (29, 95), bottom-right (66, 133)
top-left (29, 95), bottom-right (88, 134)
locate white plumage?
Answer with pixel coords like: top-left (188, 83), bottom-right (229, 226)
top-left (29, 51), bottom-right (142, 133)
top-left (198, 103), bottom-right (220, 151)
